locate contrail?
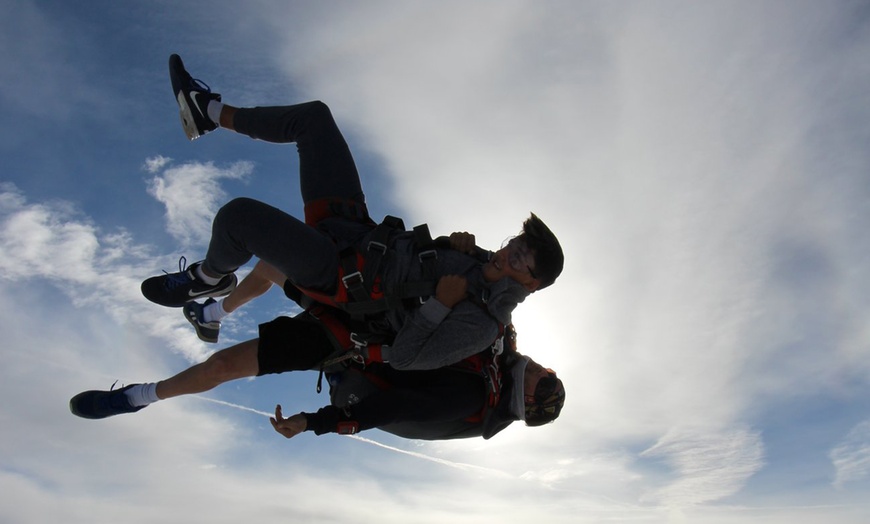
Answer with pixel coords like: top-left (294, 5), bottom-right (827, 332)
top-left (347, 434), bottom-right (513, 477)
top-left (194, 395), bottom-right (512, 477)
top-left (195, 395), bottom-right (274, 417)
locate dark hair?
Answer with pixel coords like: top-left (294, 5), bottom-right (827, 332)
top-left (519, 213), bottom-right (563, 289)
top-left (525, 373), bottom-right (565, 427)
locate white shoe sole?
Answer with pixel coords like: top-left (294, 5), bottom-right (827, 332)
top-left (177, 91), bottom-right (201, 141)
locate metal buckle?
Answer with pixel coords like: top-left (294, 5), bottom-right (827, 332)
top-left (342, 271), bottom-right (363, 289)
top-left (350, 332), bottom-right (368, 348)
top-left (492, 337), bottom-right (504, 356)
top-left (418, 249), bottom-right (437, 263)
top-left (368, 241), bottom-right (388, 254)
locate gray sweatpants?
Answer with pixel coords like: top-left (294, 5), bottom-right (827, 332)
top-left (203, 101), bottom-right (372, 293)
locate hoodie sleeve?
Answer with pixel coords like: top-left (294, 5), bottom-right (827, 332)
top-left (303, 370), bottom-right (484, 435)
top-left (378, 300), bottom-right (500, 370)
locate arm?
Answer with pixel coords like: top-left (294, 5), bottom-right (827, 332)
top-left (380, 299), bottom-right (500, 370)
top-left (271, 368), bottom-right (484, 438)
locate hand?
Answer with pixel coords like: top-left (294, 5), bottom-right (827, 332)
top-left (435, 275), bottom-right (468, 309)
top-left (449, 232), bottom-right (477, 254)
top-left (270, 404), bottom-right (307, 439)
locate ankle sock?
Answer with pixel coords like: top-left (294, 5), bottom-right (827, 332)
top-left (194, 264), bottom-right (223, 286)
top-left (207, 100), bottom-right (223, 126)
top-left (203, 299), bottom-right (229, 324)
top-left (124, 383), bottom-right (161, 407)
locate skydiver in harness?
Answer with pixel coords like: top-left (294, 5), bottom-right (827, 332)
top-left (139, 54), bottom-right (564, 372)
top-left (70, 261), bottom-right (566, 440)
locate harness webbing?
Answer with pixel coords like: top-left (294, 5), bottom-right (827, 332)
top-left (305, 216), bottom-right (444, 320)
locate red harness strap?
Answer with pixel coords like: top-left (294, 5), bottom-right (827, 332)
top-left (304, 197), bottom-right (372, 227)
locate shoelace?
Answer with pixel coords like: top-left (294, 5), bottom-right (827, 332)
top-left (162, 256), bottom-right (195, 289)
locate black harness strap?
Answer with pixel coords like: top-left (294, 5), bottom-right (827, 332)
top-left (337, 218), bottom-right (444, 319)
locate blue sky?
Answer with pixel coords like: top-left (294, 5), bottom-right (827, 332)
top-left (2, 1), bottom-right (869, 522)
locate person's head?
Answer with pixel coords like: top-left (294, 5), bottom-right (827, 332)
top-left (522, 357), bottom-right (565, 427)
top-left (518, 213), bottom-right (563, 290)
top-left (483, 213), bottom-right (564, 292)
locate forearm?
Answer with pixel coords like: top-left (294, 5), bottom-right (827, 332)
top-left (303, 380), bottom-right (482, 436)
top-left (380, 302), bottom-right (499, 370)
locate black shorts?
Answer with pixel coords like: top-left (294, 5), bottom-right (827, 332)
top-left (256, 314), bottom-right (335, 376)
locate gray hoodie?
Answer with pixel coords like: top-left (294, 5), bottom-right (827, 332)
top-left (376, 233), bottom-right (529, 370)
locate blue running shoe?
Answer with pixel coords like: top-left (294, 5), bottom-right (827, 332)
top-left (69, 383), bottom-right (146, 419)
top-left (184, 298), bottom-right (221, 343)
top-left (169, 53), bottom-right (221, 140)
top-left (141, 256), bottom-right (237, 308)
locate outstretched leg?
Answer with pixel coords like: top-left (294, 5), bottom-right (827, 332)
top-left (155, 339), bottom-right (260, 399)
top-left (69, 339), bottom-right (261, 420)
top-left (70, 312), bottom-right (335, 420)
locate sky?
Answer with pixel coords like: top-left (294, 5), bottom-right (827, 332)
top-left (1, 1), bottom-right (869, 522)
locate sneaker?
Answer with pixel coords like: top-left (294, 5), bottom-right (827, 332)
top-left (169, 53), bottom-right (221, 140)
top-left (184, 298), bottom-right (221, 343)
top-left (141, 256), bottom-right (237, 308)
top-left (69, 383), bottom-right (146, 419)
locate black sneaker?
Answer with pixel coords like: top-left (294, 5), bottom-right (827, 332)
top-left (141, 257), bottom-right (237, 308)
top-left (69, 383), bottom-right (146, 419)
top-left (169, 53), bottom-right (221, 140)
top-left (184, 298), bottom-right (221, 343)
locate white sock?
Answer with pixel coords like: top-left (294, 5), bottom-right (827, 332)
top-left (124, 383), bottom-right (162, 407)
top-left (203, 299), bottom-right (229, 324)
top-left (207, 100), bottom-right (223, 126)
top-left (194, 264), bottom-right (223, 286)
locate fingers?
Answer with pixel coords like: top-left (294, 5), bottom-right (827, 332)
top-left (270, 404), bottom-right (287, 434)
top-left (270, 405), bottom-right (305, 439)
top-left (449, 232), bottom-right (476, 254)
top-left (270, 404), bottom-right (283, 424)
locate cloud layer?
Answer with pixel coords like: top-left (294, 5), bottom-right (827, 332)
top-left (1, 2), bottom-right (869, 523)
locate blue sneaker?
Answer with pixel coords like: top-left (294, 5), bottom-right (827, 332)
top-left (184, 298), bottom-right (221, 343)
top-left (141, 257), bottom-right (237, 308)
top-left (169, 54), bottom-right (221, 140)
top-left (69, 383), bottom-right (146, 419)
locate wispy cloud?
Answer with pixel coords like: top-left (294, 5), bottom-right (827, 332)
top-left (146, 159), bottom-right (253, 248)
top-left (640, 427), bottom-right (765, 508)
top-left (0, 158), bottom-right (251, 361)
top-left (3, 2), bottom-right (870, 523)
top-left (831, 420), bottom-right (870, 488)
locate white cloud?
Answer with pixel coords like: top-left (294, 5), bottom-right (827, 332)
top-left (143, 155), bottom-right (171, 174)
top-left (640, 427), bottom-right (765, 508)
top-left (3, 2), bottom-right (870, 523)
top-left (146, 160), bottom-right (253, 248)
top-left (0, 183), bottom-right (210, 363)
top-left (831, 420), bottom-right (870, 488)
top-left (255, 3), bottom-right (870, 456)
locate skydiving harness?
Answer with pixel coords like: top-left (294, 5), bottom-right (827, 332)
top-left (307, 301), bottom-right (514, 422)
top-left (293, 206), bottom-right (508, 418)
top-left (295, 215), bottom-right (442, 321)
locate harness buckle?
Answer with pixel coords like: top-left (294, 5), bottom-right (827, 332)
top-left (350, 332), bottom-right (369, 348)
top-left (367, 241), bottom-right (388, 254)
top-left (418, 249), bottom-right (437, 263)
top-left (342, 271), bottom-right (363, 289)
top-left (492, 336), bottom-right (504, 356)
